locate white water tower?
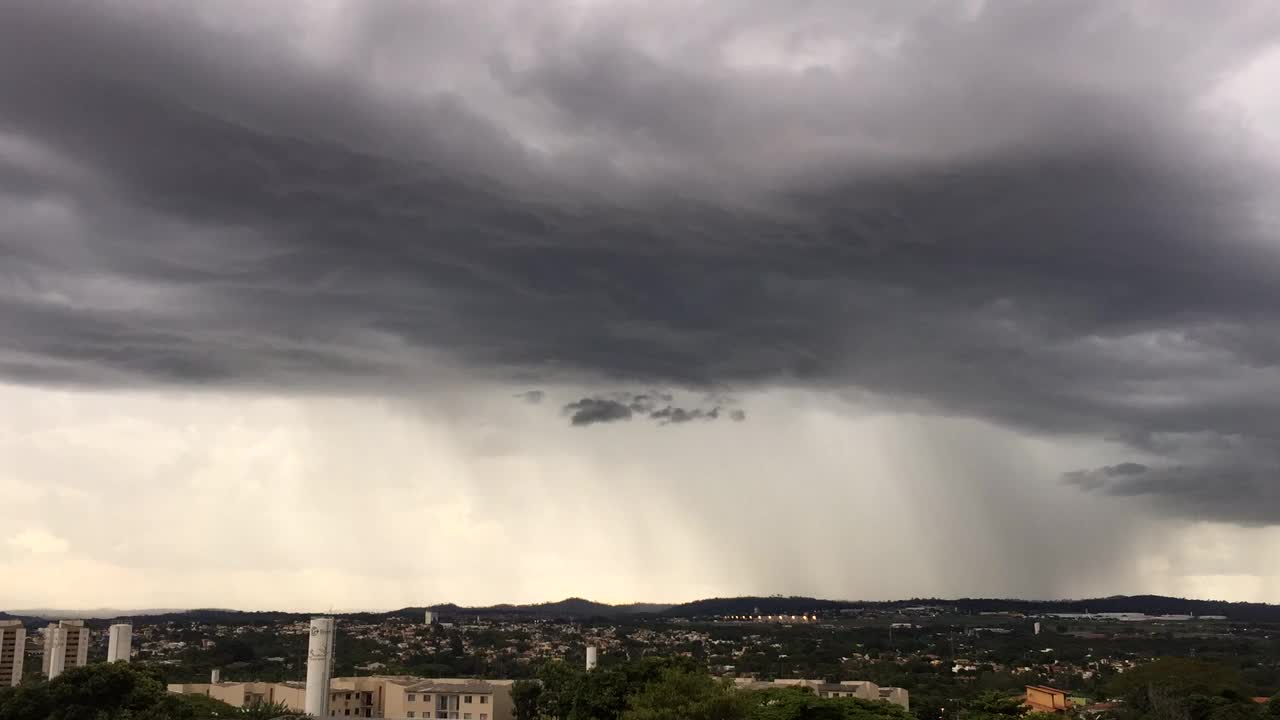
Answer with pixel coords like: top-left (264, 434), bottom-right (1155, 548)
top-left (304, 617), bottom-right (336, 717)
top-left (107, 624), bottom-right (133, 663)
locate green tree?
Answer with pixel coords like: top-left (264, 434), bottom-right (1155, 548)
top-left (513, 680), bottom-right (544, 720)
top-left (0, 662), bottom-right (199, 720)
top-left (738, 687), bottom-right (914, 720)
top-left (964, 691), bottom-right (1028, 720)
top-left (568, 668), bottom-right (630, 720)
top-left (622, 669), bottom-right (746, 720)
top-left (538, 661), bottom-right (584, 720)
top-left (1106, 659), bottom-right (1250, 702)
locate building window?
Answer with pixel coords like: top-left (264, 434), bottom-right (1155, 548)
top-left (464, 696), bottom-right (473, 704)
top-left (423, 695), bottom-right (431, 701)
top-left (480, 697), bottom-right (488, 704)
top-left (464, 715), bottom-right (471, 719)
top-left (481, 715), bottom-right (488, 720)
top-left (409, 694), bottom-right (416, 702)
top-left (408, 713), bottom-right (415, 718)
top-left (347, 693), bottom-right (353, 700)
top-left (345, 711), bottom-right (351, 716)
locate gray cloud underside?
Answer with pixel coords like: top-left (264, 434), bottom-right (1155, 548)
top-left (2, 1), bottom-right (1280, 521)
top-left (562, 392), bottom-right (745, 426)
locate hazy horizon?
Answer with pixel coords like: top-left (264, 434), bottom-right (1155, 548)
top-left (7, 591), bottom-right (1278, 618)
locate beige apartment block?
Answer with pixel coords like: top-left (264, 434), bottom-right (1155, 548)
top-left (169, 676), bottom-right (515, 720)
top-left (41, 620), bottom-right (89, 679)
top-left (0, 620), bottom-right (25, 687)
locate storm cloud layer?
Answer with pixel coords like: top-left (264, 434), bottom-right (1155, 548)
top-left (2, 0), bottom-right (1280, 532)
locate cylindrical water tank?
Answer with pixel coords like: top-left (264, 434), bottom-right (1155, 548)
top-left (304, 618), bottom-right (336, 717)
top-left (107, 624), bottom-right (133, 663)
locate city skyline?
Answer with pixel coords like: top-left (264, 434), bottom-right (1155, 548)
top-left (3, 0), bottom-right (1280, 609)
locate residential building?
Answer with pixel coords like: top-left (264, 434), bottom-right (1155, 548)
top-left (168, 680), bottom-right (307, 710)
top-left (384, 678), bottom-right (514, 720)
top-left (41, 620), bottom-right (89, 678)
top-left (732, 679), bottom-right (908, 710)
top-left (0, 620), bottom-right (25, 687)
top-left (1026, 685), bottom-right (1071, 713)
top-left (168, 676), bottom-right (515, 720)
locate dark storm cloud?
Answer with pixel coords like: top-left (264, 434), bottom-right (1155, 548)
top-left (516, 390), bottom-right (546, 405)
top-left (564, 398), bottom-right (634, 426)
top-left (1, 1), bottom-right (1280, 521)
top-left (1065, 461), bottom-right (1280, 526)
top-left (561, 392), bottom-right (740, 426)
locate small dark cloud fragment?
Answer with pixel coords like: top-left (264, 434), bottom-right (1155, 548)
top-left (650, 406), bottom-right (718, 424)
top-left (564, 398), bottom-right (633, 426)
top-left (561, 391), bottom-right (745, 427)
top-left (1105, 462), bottom-right (1147, 476)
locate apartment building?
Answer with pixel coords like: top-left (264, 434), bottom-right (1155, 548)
top-left (167, 680), bottom-right (308, 709)
top-left (168, 676), bottom-right (514, 720)
top-left (0, 620), bottom-right (25, 687)
top-left (41, 620), bottom-right (89, 679)
top-left (732, 678), bottom-right (909, 710)
top-left (384, 678), bottom-right (513, 720)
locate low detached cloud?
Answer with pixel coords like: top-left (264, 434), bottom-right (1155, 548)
top-left (562, 392), bottom-right (746, 426)
top-left (564, 397), bottom-right (635, 426)
top-left (1065, 460), bottom-right (1280, 526)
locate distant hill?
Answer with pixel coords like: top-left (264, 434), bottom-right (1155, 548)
top-left (396, 597), bottom-right (672, 620)
top-left (8, 595), bottom-right (1280, 624)
top-left (6, 608), bottom-right (187, 620)
top-left (660, 595), bottom-right (1280, 622)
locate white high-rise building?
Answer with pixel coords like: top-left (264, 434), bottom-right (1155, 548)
top-left (424, 611), bottom-right (436, 626)
top-left (586, 646), bottom-right (598, 671)
top-left (0, 620), bottom-right (25, 687)
top-left (41, 620), bottom-right (88, 679)
top-left (44, 627), bottom-right (67, 679)
top-left (304, 617), bottom-right (336, 718)
top-left (107, 624), bottom-right (133, 663)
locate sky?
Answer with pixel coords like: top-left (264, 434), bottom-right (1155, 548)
top-left (2, 0), bottom-right (1280, 612)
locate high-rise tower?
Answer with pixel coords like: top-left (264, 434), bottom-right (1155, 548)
top-left (0, 620), bottom-right (25, 687)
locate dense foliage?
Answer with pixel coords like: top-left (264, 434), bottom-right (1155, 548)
top-left (529, 657), bottom-right (917, 720)
top-left (0, 663), bottom-right (288, 720)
